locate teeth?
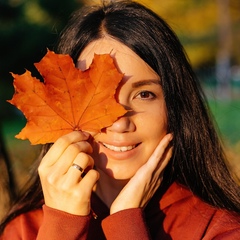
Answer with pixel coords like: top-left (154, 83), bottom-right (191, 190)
top-left (102, 143), bottom-right (136, 152)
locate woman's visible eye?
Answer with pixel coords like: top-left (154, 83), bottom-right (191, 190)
top-left (135, 91), bottom-right (156, 100)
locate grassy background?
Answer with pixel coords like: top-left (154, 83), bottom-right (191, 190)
top-left (1, 118), bottom-right (41, 190)
top-left (207, 99), bottom-right (240, 177)
top-left (208, 100), bottom-right (240, 145)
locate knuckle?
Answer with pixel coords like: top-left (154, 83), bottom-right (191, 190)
top-left (56, 131), bottom-right (86, 146)
top-left (77, 152), bottom-right (89, 161)
top-left (76, 152), bottom-right (94, 167)
top-left (77, 141), bottom-right (93, 153)
top-left (67, 143), bottom-right (81, 153)
top-left (38, 164), bottom-right (45, 177)
top-left (93, 170), bottom-right (100, 179)
top-left (88, 169), bottom-right (100, 180)
top-left (60, 182), bottom-right (71, 192)
top-left (46, 172), bottom-right (58, 185)
top-left (88, 155), bottom-right (94, 167)
top-left (55, 135), bottom-right (71, 147)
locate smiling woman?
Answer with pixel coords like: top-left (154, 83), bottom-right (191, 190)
top-left (1, 1), bottom-right (240, 239)
top-left (78, 37), bottom-right (167, 181)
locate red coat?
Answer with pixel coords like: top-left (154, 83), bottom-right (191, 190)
top-left (1, 182), bottom-right (240, 239)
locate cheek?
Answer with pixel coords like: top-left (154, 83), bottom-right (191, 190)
top-left (137, 109), bottom-right (168, 138)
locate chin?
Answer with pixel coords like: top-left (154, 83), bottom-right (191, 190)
top-left (98, 166), bottom-right (135, 180)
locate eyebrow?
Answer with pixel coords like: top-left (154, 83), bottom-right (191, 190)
top-left (132, 79), bottom-right (160, 88)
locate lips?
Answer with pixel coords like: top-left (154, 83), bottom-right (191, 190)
top-left (102, 142), bottom-right (137, 152)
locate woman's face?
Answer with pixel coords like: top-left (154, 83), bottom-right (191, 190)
top-left (78, 38), bottom-right (168, 180)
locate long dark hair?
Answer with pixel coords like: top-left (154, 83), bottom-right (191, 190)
top-left (1, 0), bottom-right (240, 233)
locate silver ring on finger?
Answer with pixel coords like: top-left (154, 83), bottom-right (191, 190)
top-left (72, 163), bottom-right (84, 173)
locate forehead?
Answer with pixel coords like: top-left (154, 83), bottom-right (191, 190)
top-left (77, 37), bottom-right (159, 81)
top-left (77, 37), bottom-right (136, 70)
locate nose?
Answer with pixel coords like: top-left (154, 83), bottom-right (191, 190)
top-left (106, 114), bottom-right (136, 133)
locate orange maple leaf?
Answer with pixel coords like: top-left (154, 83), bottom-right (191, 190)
top-left (8, 50), bottom-right (127, 145)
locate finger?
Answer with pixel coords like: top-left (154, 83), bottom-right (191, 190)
top-left (53, 141), bottom-right (93, 174)
top-left (65, 153), bottom-right (95, 184)
top-left (79, 169), bottom-right (100, 196)
top-left (67, 169), bottom-right (99, 216)
top-left (146, 133), bottom-right (173, 170)
top-left (41, 131), bottom-right (90, 166)
top-left (157, 145), bottom-right (173, 172)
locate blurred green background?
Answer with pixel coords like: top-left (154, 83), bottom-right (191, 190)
top-left (0, 0), bottom-right (240, 218)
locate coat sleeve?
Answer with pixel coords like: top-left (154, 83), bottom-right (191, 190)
top-left (37, 205), bottom-right (91, 240)
top-left (1, 205), bottom-right (92, 240)
top-left (102, 208), bottom-right (151, 240)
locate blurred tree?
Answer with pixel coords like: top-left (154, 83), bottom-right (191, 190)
top-left (139, 0), bottom-right (218, 67)
top-left (84, 0), bottom-right (240, 70)
top-left (38, 0), bottom-right (78, 21)
top-left (0, 0), bottom-right (83, 118)
top-left (216, 0), bottom-right (232, 99)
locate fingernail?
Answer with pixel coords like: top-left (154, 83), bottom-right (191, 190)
top-left (168, 133), bottom-right (173, 141)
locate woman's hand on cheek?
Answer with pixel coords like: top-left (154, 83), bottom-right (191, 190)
top-left (110, 133), bottom-right (173, 214)
top-left (38, 131), bottom-right (99, 216)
